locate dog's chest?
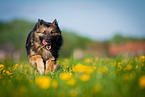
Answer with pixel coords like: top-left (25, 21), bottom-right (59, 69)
top-left (38, 48), bottom-right (55, 61)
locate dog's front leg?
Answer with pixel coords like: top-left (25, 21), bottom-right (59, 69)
top-left (46, 59), bottom-right (60, 73)
top-left (29, 55), bottom-right (44, 74)
top-left (46, 59), bottom-right (55, 73)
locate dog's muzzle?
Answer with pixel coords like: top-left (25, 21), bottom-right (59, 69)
top-left (42, 39), bottom-right (51, 50)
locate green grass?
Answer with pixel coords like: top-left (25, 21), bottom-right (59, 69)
top-left (0, 56), bottom-right (145, 97)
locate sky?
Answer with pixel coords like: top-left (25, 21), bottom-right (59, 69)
top-left (0, 0), bottom-right (145, 40)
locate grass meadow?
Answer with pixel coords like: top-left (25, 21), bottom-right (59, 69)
top-left (0, 56), bottom-right (145, 97)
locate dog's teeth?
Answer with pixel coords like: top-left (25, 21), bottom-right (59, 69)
top-left (46, 46), bottom-right (51, 50)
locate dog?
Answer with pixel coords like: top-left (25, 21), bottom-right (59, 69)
top-left (25, 19), bottom-right (63, 74)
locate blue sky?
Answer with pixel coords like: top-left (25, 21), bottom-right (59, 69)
top-left (0, 0), bottom-right (145, 40)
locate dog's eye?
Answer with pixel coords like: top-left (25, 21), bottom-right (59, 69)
top-left (42, 31), bottom-right (46, 34)
top-left (51, 31), bottom-right (54, 34)
top-left (36, 32), bottom-right (41, 33)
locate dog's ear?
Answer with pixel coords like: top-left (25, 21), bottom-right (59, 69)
top-left (37, 19), bottom-right (43, 28)
top-left (52, 19), bottom-right (58, 26)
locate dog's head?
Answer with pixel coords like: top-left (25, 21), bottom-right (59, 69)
top-left (34, 19), bottom-right (62, 50)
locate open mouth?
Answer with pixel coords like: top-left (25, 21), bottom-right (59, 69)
top-left (42, 39), bottom-right (51, 50)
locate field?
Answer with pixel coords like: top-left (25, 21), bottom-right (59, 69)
top-left (0, 56), bottom-right (145, 97)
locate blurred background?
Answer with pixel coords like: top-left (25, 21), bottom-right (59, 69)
top-left (0, 0), bottom-right (145, 62)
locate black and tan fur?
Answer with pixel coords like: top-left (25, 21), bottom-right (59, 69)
top-left (25, 19), bottom-right (63, 74)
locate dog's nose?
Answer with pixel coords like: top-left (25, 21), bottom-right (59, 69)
top-left (46, 37), bottom-right (51, 42)
top-left (47, 37), bottom-right (50, 40)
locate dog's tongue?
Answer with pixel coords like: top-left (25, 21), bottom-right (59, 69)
top-left (42, 40), bottom-right (48, 45)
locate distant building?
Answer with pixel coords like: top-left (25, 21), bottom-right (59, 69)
top-left (0, 44), bottom-right (20, 62)
top-left (109, 41), bottom-right (145, 57)
top-left (73, 49), bottom-right (84, 59)
top-left (85, 41), bottom-right (145, 57)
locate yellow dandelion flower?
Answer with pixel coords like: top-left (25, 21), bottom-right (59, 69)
top-left (118, 62), bottom-right (122, 71)
top-left (69, 67), bottom-right (72, 71)
top-left (93, 66), bottom-right (97, 69)
top-left (6, 71), bottom-right (12, 75)
top-left (67, 78), bottom-right (76, 86)
top-left (0, 64), bottom-right (4, 71)
top-left (24, 70), bottom-right (27, 74)
top-left (3, 70), bottom-right (5, 73)
top-left (125, 64), bottom-right (132, 70)
top-left (134, 57), bottom-right (138, 61)
top-left (25, 70), bottom-right (27, 73)
top-left (0, 64), bottom-right (4, 68)
top-left (15, 64), bottom-right (18, 67)
top-left (30, 68), bottom-right (33, 70)
top-left (139, 75), bottom-right (145, 89)
top-left (80, 74), bottom-right (90, 81)
top-left (73, 64), bottom-right (93, 74)
top-left (51, 80), bottom-right (58, 88)
top-left (118, 62), bottom-right (122, 65)
top-left (73, 63), bottom-right (84, 73)
top-left (141, 56), bottom-right (145, 58)
top-left (60, 72), bottom-right (72, 80)
top-left (35, 76), bottom-right (51, 89)
top-left (13, 64), bottom-right (18, 70)
top-left (26, 65), bottom-right (29, 68)
top-left (139, 56), bottom-right (145, 62)
top-left (84, 66), bottom-right (93, 74)
top-left (136, 65), bottom-right (138, 69)
top-left (85, 58), bottom-right (90, 63)
top-left (141, 56), bottom-right (145, 61)
top-left (48, 71), bottom-right (50, 73)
